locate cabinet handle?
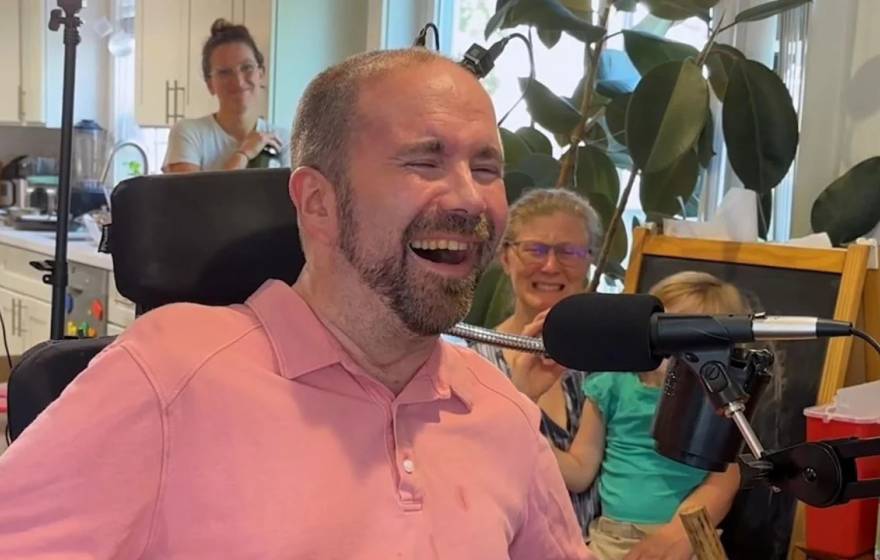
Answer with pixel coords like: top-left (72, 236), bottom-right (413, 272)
top-left (7, 300), bottom-right (15, 337)
top-left (17, 300), bottom-right (25, 337)
top-left (12, 299), bottom-right (18, 337)
top-left (165, 80), bottom-right (171, 124)
top-left (177, 85), bottom-right (186, 120)
top-left (17, 86), bottom-right (24, 122)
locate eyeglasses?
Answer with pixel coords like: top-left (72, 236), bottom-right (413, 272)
top-left (505, 240), bottom-right (591, 267)
top-left (211, 62), bottom-right (259, 81)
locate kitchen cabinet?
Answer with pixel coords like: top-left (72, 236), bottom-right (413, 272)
top-left (137, 0), bottom-right (273, 127)
top-left (0, 0), bottom-right (47, 124)
top-left (0, 286), bottom-right (23, 358)
top-left (135, 0), bottom-right (188, 127)
top-left (18, 292), bottom-right (50, 352)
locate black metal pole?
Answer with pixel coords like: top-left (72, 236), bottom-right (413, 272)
top-left (48, 1), bottom-right (83, 340)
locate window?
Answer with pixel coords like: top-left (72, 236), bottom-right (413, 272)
top-left (443, 0), bottom-right (809, 251)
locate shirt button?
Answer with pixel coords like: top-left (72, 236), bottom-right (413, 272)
top-left (402, 459), bottom-right (415, 474)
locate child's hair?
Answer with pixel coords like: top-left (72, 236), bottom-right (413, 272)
top-left (648, 271), bottom-right (748, 315)
top-left (504, 188), bottom-right (603, 257)
top-left (201, 19), bottom-right (265, 81)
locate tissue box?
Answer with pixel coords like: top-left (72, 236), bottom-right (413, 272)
top-left (803, 381), bottom-right (880, 557)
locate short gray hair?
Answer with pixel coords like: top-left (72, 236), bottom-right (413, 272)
top-left (505, 188), bottom-right (604, 256)
top-left (290, 48), bottom-right (452, 189)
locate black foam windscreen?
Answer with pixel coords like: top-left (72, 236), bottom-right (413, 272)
top-left (543, 293), bottom-right (665, 372)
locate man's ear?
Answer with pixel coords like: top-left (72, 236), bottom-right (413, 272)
top-left (289, 166), bottom-right (338, 245)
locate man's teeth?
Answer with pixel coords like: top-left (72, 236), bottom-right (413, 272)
top-left (409, 240), bottom-right (470, 251)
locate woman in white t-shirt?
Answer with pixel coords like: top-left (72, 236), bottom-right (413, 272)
top-left (163, 19), bottom-right (289, 172)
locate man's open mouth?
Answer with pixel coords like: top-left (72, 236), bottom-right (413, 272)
top-left (408, 239), bottom-right (473, 266)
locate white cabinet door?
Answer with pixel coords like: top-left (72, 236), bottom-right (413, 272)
top-left (184, 0), bottom-right (235, 120)
top-left (0, 287), bottom-right (23, 358)
top-left (18, 293), bottom-right (50, 353)
top-left (107, 323), bottom-right (125, 336)
top-left (19, 0), bottom-right (46, 124)
top-left (135, 0), bottom-right (187, 126)
top-left (237, 0), bottom-right (272, 119)
top-left (0, 0), bottom-right (22, 123)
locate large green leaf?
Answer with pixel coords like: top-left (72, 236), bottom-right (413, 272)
top-left (575, 145), bottom-right (621, 205)
top-left (503, 170), bottom-right (536, 204)
top-left (640, 149), bottom-right (699, 215)
top-left (495, 0), bottom-right (606, 43)
top-left (608, 216), bottom-right (629, 265)
top-left (705, 43), bottom-right (745, 100)
top-left (734, 0), bottom-right (811, 24)
top-left (623, 30), bottom-right (700, 76)
top-left (515, 126), bottom-right (553, 155)
top-left (722, 59), bottom-right (798, 193)
top-left (641, 0), bottom-right (719, 21)
top-left (537, 27), bottom-right (562, 48)
top-left (626, 60), bottom-right (709, 173)
top-left (605, 94), bottom-right (631, 147)
top-left (520, 77), bottom-right (583, 135)
top-left (485, 1), bottom-right (516, 38)
top-left (697, 109), bottom-right (715, 168)
top-left (614, 0), bottom-right (639, 11)
top-left (465, 261), bottom-right (513, 327)
top-left (500, 128), bottom-right (531, 168)
top-left (513, 153), bottom-right (562, 186)
top-left (811, 157), bottom-right (880, 246)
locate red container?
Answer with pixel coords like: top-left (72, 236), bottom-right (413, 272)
top-left (804, 391), bottom-right (880, 557)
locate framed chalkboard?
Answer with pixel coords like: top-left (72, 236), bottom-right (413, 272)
top-left (623, 227), bottom-right (871, 560)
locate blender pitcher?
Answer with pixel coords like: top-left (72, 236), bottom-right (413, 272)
top-left (72, 119), bottom-right (111, 216)
top-left (72, 119), bottom-right (110, 190)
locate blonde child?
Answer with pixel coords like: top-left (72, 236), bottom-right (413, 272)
top-left (553, 271), bottom-right (747, 560)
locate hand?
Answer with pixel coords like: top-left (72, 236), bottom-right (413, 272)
top-left (623, 523), bottom-right (692, 560)
top-left (237, 131), bottom-right (282, 160)
top-left (508, 311), bottom-right (566, 401)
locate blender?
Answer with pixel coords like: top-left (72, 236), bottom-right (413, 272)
top-left (71, 119), bottom-right (111, 217)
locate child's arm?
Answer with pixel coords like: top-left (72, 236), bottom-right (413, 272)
top-left (550, 399), bottom-right (606, 493)
top-left (623, 464), bottom-right (740, 560)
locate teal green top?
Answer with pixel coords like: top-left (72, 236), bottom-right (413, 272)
top-left (582, 372), bottom-right (708, 524)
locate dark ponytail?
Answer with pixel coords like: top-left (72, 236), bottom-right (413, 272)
top-left (201, 18), bottom-right (264, 80)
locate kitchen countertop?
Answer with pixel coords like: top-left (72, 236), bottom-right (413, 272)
top-left (0, 224), bottom-right (113, 270)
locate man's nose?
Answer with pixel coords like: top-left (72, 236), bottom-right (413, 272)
top-left (441, 163), bottom-right (488, 216)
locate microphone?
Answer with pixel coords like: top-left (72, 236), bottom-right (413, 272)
top-left (542, 293), bottom-right (853, 372)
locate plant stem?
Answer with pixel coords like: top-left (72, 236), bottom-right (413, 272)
top-left (555, 1), bottom-right (613, 188)
top-left (587, 166), bottom-right (639, 293)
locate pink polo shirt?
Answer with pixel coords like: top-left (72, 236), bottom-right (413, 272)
top-left (0, 280), bottom-right (591, 559)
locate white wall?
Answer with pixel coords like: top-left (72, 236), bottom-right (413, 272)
top-left (791, 0), bottom-right (880, 237)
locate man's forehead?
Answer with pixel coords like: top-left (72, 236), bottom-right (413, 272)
top-left (356, 61), bottom-right (494, 119)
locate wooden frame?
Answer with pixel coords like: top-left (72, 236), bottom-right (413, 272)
top-left (624, 227), bottom-right (870, 404)
top-left (623, 227), bottom-right (871, 560)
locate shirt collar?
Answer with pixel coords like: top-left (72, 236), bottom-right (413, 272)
top-left (245, 280), bottom-right (473, 409)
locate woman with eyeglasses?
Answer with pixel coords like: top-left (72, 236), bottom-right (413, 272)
top-left (469, 187), bottom-right (603, 541)
top-left (163, 19), bottom-right (289, 173)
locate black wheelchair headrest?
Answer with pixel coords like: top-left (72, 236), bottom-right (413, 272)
top-left (108, 168), bottom-right (304, 311)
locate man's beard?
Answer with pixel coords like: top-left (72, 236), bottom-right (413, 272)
top-left (337, 188), bottom-right (495, 336)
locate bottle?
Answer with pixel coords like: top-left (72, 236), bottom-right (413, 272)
top-left (247, 144), bottom-right (281, 169)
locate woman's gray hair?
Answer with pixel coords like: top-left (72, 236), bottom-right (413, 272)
top-left (504, 188), bottom-right (604, 256)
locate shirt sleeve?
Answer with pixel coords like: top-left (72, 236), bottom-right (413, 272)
top-left (509, 428), bottom-right (594, 560)
top-left (163, 119), bottom-right (203, 170)
top-left (0, 345), bottom-right (164, 559)
top-left (582, 372), bottom-right (617, 423)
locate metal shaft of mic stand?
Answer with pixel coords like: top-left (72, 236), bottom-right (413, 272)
top-left (48, 1), bottom-right (83, 340)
